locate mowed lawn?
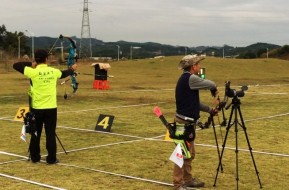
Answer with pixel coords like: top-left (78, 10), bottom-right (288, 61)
top-left (0, 56), bottom-right (289, 190)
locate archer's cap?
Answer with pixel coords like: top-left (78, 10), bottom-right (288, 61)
top-left (178, 55), bottom-right (205, 69)
top-left (35, 49), bottom-right (48, 61)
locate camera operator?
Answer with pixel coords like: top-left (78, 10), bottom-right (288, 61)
top-left (173, 55), bottom-right (218, 190)
top-left (13, 49), bottom-right (77, 164)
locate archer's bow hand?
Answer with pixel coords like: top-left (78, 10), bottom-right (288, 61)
top-left (210, 87), bottom-right (218, 97)
top-left (71, 72), bottom-right (78, 77)
top-left (209, 108), bottom-right (218, 117)
top-left (70, 63), bottom-right (78, 71)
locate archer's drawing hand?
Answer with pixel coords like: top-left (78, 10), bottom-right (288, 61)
top-left (32, 61), bottom-right (37, 68)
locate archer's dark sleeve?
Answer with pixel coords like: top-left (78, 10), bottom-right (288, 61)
top-left (60, 69), bottom-right (75, 79)
top-left (13, 62), bottom-right (32, 74)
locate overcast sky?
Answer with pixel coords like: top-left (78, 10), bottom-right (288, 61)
top-left (2, 0), bottom-right (289, 47)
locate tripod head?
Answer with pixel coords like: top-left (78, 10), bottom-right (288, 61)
top-left (223, 81), bottom-right (248, 109)
top-left (225, 81), bottom-right (248, 98)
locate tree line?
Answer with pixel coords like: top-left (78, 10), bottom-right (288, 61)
top-left (0, 24), bottom-right (30, 58)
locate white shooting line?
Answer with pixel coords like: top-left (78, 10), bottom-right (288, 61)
top-left (0, 102), bottom-right (166, 121)
top-left (0, 116), bottom-right (15, 121)
top-left (55, 126), bottom-right (289, 158)
top-left (245, 112), bottom-right (289, 122)
top-left (248, 84), bottom-right (289, 87)
top-left (60, 139), bottom-right (143, 154)
top-left (1, 104), bottom-right (289, 164)
top-left (1, 136), bottom-right (287, 188)
top-left (0, 134), bottom-right (288, 188)
top-left (0, 96), bottom-right (19, 98)
top-left (86, 83), bottom-right (289, 94)
top-left (58, 163), bottom-right (200, 190)
top-left (0, 151), bottom-right (65, 190)
top-left (0, 173), bottom-right (66, 190)
top-left (148, 138), bottom-right (289, 158)
top-left (89, 89), bottom-right (174, 94)
top-left (247, 92), bottom-right (288, 95)
top-left (1, 115), bottom-right (289, 159)
top-left (2, 119), bottom-right (288, 163)
top-left (58, 125), bottom-right (144, 139)
top-left (195, 143), bottom-right (289, 158)
top-left (58, 102), bottom-right (166, 114)
top-left (0, 151), bottom-right (27, 159)
top-left (0, 151), bottom-right (199, 190)
top-left (0, 82), bottom-right (288, 99)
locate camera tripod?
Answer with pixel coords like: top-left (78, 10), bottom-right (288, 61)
top-left (213, 96), bottom-right (262, 189)
top-left (210, 113), bottom-right (224, 172)
top-left (27, 132), bottom-right (68, 161)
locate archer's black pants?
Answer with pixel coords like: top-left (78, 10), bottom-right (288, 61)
top-left (29, 108), bottom-right (57, 163)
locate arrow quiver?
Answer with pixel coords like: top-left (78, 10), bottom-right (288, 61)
top-left (171, 122), bottom-right (194, 159)
top-left (153, 106), bottom-right (193, 159)
top-left (23, 112), bottom-right (36, 135)
top-left (24, 91), bottom-right (37, 135)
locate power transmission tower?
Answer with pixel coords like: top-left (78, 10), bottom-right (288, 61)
top-left (79, 0), bottom-right (92, 58)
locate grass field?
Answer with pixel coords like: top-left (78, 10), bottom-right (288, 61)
top-left (1, 56), bottom-right (289, 190)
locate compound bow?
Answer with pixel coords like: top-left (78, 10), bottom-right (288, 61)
top-left (60, 35), bottom-right (78, 99)
top-left (49, 34), bottom-right (78, 99)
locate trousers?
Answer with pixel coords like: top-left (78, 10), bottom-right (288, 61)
top-left (29, 108), bottom-right (57, 163)
top-left (173, 116), bottom-right (196, 189)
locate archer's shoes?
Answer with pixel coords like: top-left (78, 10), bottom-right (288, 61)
top-left (47, 159), bottom-right (59, 165)
top-left (175, 186), bottom-right (189, 190)
top-left (185, 178), bottom-right (205, 187)
top-left (31, 160), bottom-right (40, 164)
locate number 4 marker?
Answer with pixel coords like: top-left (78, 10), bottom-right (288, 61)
top-left (95, 114), bottom-right (115, 132)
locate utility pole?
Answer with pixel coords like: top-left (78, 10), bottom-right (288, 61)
top-left (18, 35), bottom-right (24, 59)
top-left (25, 30), bottom-right (35, 60)
top-left (80, 0), bottom-right (92, 58)
top-left (116, 45), bottom-right (120, 61)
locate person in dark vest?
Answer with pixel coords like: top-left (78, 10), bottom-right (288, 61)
top-left (173, 55), bottom-right (218, 190)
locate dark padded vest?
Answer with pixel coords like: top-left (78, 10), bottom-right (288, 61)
top-left (175, 72), bottom-right (200, 120)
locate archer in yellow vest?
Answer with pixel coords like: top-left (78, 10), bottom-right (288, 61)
top-left (13, 49), bottom-right (77, 164)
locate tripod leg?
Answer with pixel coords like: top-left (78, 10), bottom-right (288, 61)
top-left (213, 106), bottom-right (234, 187)
top-left (211, 115), bottom-right (223, 172)
top-left (27, 146), bottom-right (31, 161)
top-left (27, 132), bottom-right (37, 161)
top-left (237, 107), bottom-right (263, 188)
top-left (221, 107), bottom-right (227, 127)
top-left (55, 133), bottom-right (68, 155)
top-left (234, 105), bottom-right (240, 190)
